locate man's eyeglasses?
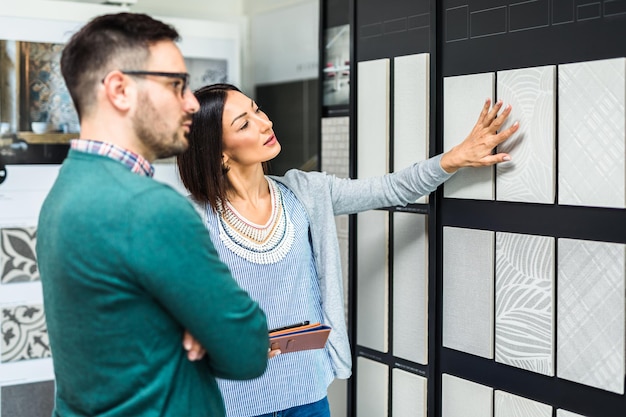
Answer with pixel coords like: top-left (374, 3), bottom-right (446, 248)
top-left (120, 70), bottom-right (190, 97)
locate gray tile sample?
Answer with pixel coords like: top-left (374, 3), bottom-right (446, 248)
top-left (443, 227), bottom-right (494, 359)
top-left (357, 59), bottom-right (389, 179)
top-left (557, 238), bottom-right (626, 394)
top-left (496, 65), bottom-right (556, 204)
top-left (441, 374), bottom-right (493, 417)
top-left (356, 357), bottom-right (388, 417)
top-left (495, 232), bottom-right (555, 376)
top-left (394, 53), bottom-right (429, 204)
top-left (392, 212), bottom-right (428, 364)
top-left (494, 390), bottom-right (552, 417)
top-left (1, 304), bottom-right (51, 363)
top-left (356, 210), bottom-right (388, 352)
top-left (558, 57), bottom-right (626, 208)
top-left (443, 73), bottom-right (495, 200)
top-left (1, 227), bottom-right (39, 284)
top-left (392, 368), bottom-right (426, 417)
top-left (1, 380), bottom-right (54, 417)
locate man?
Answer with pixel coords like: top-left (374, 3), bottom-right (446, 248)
top-left (36, 12), bottom-right (269, 417)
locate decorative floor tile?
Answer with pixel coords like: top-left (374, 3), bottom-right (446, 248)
top-left (392, 212), bottom-right (428, 364)
top-left (556, 410), bottom-right (587, 417)
top-left (356, 210), bottom-right (388, 352)
top-left (392, 369), bottom-right (426, 417)
top-left (441, 374), bottom-right (493, 417)
top-left (357, 357), bottom-right (388, 417)
top-left (443, 227), bottom-right (494, 359)
top-left (443, 73), bottom-right (495, 200)
top-left (495, 232), bottom-right (554, 376)
top-left (357, 59), bottom-right (389, 179)
top-left (558, 57), bottom-right (626, 208)
top-left (1, 380), bottom-right (54, 417)
top-left (0, 227), bottom-right (39, 284)
top-left (394, 53), bottom-right (429, 204)
top-left (494, 390), bottom-right (552, 417)
top-left (496, 66), bottom-right (556, 203)
top-left (1, 304), bottom-right (50, 363)
top-left (557, 238), bottom-right (625, 394)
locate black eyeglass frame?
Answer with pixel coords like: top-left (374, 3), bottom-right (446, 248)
top-left (120, 70), bottom-right (190, 96)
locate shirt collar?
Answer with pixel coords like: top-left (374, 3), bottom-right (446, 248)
top-left (70, 139), bottom-right (155, 177)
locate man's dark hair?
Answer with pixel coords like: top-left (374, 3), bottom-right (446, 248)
top-left (61, 12), bottom-right (180, 119)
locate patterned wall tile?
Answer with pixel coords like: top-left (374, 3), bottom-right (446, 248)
top-left (443, 73), bottom-right (495, 200)
top-left (494, 390), bottom-right (552, 417)
top-left (392, 369), bottom-right (426, 417)
top-left (557, 238), bottom-right (626, 394)
top-left (357, 357), bottom-right (388, 417)
top-left (1, 227), bottom-right (39, 284)
top-left (558, 57), bottom-right (626, 208)
top-left (496, 65), bottom-right (556, 204)
top-left (495, 232), bottom-right (554, 376)
top-left (394, 53), bottom-right (429, 204)
top-left (556, 410), bottom-right (587, 417)
top-left (441, 374), bottom-right (493, 417)
top-left (1, 304), bottom-right (50, 363)
top-left (392, 212), bottom-right (428, 364)
top-left (357, 59), bottom-right (389, 179)
top-left (356, 210), bottom-right (388, 352)
top-left (1, 380), bottom-right (54, 417)
top-left (443, 227), bottom-right (494, 359)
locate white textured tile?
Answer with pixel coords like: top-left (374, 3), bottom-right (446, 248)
top-left (443, 73), bottom-right (495, 200)
top-left (443, 227), bottom-right (494, 359)
top-left (557, 238), bottom-right (626, 394)
top-left (495, 232), bottom-right (555, 376)
top-left (496, 66), bottom-right (556, 203)
top-left (558, 57), bottom-right (626, 208)
top-left (441, 374), bottom-right (493, 417)
top-left (557, 410), bottom-right (587, 417)
top-left (357, 357), bottom-right (388, 417)
top-left (392, 368), bottom-right (426, 417)
top-left (392, 213), bottom-right (428, 364)
top-left (394, 53), bottom-right (429, 204)
top-left (358, 59), bottom-right (389, 179)
top-left (357, 210), bottom-right (388, 352)
top-left (494, 390), bottom-right (552, 417)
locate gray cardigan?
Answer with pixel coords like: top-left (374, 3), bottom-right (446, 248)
top-left (269, 154), bottom-right (454, 379)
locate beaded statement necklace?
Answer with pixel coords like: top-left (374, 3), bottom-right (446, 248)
top-left (216, 177), bottom-right (295, 264)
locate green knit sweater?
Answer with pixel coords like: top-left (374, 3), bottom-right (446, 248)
top-left (36, 150), bottom-right (268, 417)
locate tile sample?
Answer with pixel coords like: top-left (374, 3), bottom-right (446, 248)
top-left (443, 227), bottom-right (494, 359)
top-left (557, 410), bottom-right (587, 417)
top-left (496, 66), bottom-right (556, 203)
top-left (1, 304), bottom-right (51, 363)
top-left (392, 212), bottom-right (428, 364)
top-left (1, 227), bottom-right (39, 284)
top-left (1, 380), bottom-right (54, 417)
top-left (392, 368), bottom-right (426, 417)
top-left (357, 357), bottom-right (388, 417)
top-left (358, 59), bottom-right (389, 179)
top-left (443, 73), bottom-right (495, 200)
top-left (495, 232), bottom-right (555, 376)
top-left (356, 210), bottom-right (388, 352)
top-left (394, 53), bottom-right (429, 204)
top-left (558, 58), bottom-right (626, 208)
top-left (494, 390), bottom-right (552, 417)
top-left (441, 374), bottom-right (493, 417)
top-left (557, 238), bottom-right (626, 394)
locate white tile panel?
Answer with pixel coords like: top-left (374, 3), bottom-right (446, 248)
top-left (392, 368), bottom-right (426, 417)
top-left (494, 390), bottom-right (552, 417)
top-left (357, 357), bottom-right (388, 417)
top-left (441, 374), bottom-right (493, 417)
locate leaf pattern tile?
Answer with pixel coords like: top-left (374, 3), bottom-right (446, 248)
top-left (1, 304), bottom-right (51, 363)
top-left (557, 238), bottom-right (625, 394)
top-left (558, 58), bottom-right (626, 208)
top-left (0, 227), bottom-right (39, 284)
top-left (495, 232), bottom-right (555, 376)
top-left (494, 390), bottom-right (552, 417)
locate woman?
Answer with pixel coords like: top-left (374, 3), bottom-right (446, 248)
top-left (177, 83), bottom-right (518, 417)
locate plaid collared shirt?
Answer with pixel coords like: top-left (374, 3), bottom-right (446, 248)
top-left (70, 139), bottom-right (154, 177)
